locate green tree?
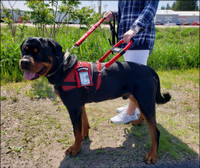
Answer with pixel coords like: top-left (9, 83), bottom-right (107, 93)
top-left (161, 6), bottom-right (166, 10)
top-left (172, 0), bottom-right (198, 11)
top-left (1, 1), bottom-right (28, 42)
top-left (1, 1), bottom-right (17, 38)
top-left (172, 2), bottom-right (176, 10)
top-left (75, 6), bottom-right (95, 28)
top-left (166, 3), bottom-right (171, 10)
top-left (72, 6), bottom-right (95, 58)
top-left (26, 1), bottom-right (54, 37)
top-left (25, 0), bottom-right (80, 38)
top-left (49, 0), bottom-right (80, 38)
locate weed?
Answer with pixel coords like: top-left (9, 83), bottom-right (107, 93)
top-left (27, 78), bottom-right (56, 100)
top-left (1, 26), bottom-right (199, 83)
top-left (95, 148), bottom-right (105, 154)
top-left (55, 122), bottom-right (62, 129)
top-left (144, 141), bottom-right (151, 150)
top-left (11, 96), bottom-right (18, 103)
top-left (1, 96), bottom-right (7, 101)
top-left (7, 145), bottom-right (23, 154)
top-left (74, 156), bottom-right (80, 163)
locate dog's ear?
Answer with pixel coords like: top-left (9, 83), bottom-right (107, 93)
top-left (47, 38), bottom-right (63, 57)
top-left (20, 37), bottom-right (33, 52)
top-left (20, 38), bottom-right (28, 51)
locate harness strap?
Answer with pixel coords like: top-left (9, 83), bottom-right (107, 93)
top-left (62, 65), bottom-right (77, 91)
top-left (96, 62), bottom-right (101, 90)
top-left (62, 62), bottom-right (102, 92)
top-left (62, 82), bottom-right (77, 86)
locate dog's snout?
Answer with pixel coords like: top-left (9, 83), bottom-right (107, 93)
top-left (20, 59), bottom-right (31, 69)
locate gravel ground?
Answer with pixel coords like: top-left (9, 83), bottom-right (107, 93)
top-left (133, 159), bottom-right (199, 168)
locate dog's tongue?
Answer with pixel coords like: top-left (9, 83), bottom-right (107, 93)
top-left (23, 71), bottom-right (36, 80)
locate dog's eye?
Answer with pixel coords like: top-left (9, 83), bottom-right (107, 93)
top-left (34, 48), bottom-right (38, 53)
top-left (25, 46), bottom-right (29, 50)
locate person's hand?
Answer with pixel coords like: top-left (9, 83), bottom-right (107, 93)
top-left (123, 29), bottom-right (137, 43)
top-left (103, 11), bottom-right (114, 22)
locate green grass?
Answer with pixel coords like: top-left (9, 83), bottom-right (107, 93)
top-left (158, 125), bottom-right (195, 159)
top-left (149, 27), bottom-right (199, 70)
top-left (1, 25), bottom-right (199, 83)
top-left (26, 78), bottom-right (56, 100)
top-left (158, 69), bottom-right (199, 88)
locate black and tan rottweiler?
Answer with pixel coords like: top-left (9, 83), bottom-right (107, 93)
top-left (19, 37), bottom-right (171, 164)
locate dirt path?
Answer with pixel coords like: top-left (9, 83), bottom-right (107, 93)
top-left (1, 72), bottom-right (199, 168)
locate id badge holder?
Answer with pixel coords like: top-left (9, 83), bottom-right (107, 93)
top-left (75, 63), bottom-right (93, 88)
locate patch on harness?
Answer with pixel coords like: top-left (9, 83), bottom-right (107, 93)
top-left (75, 62), bottom-right (93, 88)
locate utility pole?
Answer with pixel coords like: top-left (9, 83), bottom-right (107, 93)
top-left (98, 0), bottom-right (102, 14)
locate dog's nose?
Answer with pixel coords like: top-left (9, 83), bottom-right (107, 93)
top-left (21, 59), bottom-right (31, 69)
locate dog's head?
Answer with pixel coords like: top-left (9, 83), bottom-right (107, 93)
top-left (19, 37), bottom-right (62, 80)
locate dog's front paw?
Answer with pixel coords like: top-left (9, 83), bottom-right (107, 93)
top-left (65, 144), bottom-right (81, 156)
top-left (144, 151), bottom-right (157, 164)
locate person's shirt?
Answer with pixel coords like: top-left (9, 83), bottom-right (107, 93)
top-left (115, 0), bottom-right (159, 54)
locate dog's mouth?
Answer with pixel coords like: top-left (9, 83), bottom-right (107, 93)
top-left (23, 67), bottom-right (47, 80)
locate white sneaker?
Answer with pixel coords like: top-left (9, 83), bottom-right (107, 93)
top-left (110, 110), bottom-right (138, 124)
top-left (135, 108), bottom-right (140, 115)
top-left (116, 105), bottom-right (128, 113)
top-left (117, 105), bottom-right (140, 115)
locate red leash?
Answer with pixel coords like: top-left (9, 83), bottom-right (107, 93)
top-left (69, 18), bottom-right (134, 70)
top-left (74, 18), bottom-right (105, 47)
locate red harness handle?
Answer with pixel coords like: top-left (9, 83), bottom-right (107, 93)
top-left (99, 39), bottom-right (133, 69)
top-left (72, 17), bottom-right (133, 71)
top-left (75, 18), bottom-right (105, 47)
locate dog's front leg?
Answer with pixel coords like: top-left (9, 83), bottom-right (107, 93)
top-left (81, 106), bottom-right (90, 138)
top-left (65, 107), bottom-right (83, 156)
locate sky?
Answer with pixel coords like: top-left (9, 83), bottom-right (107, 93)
top-left (1, 1), bottom-right (177, 12)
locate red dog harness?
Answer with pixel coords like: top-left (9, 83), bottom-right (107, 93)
top-left (62, 61), bottom-right (102, 91)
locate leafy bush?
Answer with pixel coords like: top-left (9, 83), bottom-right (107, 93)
top-left (1, 26), bottom-right (199, 83)
top-left (149, 27), bottom-right (199, 70)
top-left (1, 31), bottom-right (23, 83)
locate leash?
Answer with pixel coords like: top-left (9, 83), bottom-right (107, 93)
top-left (67, 17), bottom-right (105, 53)
top-left (66, 16), bottom-right (135, 71)
top-left (108, 11), bottom-right (117, 47)
top-left (68, 14), bottom-right (117, 53)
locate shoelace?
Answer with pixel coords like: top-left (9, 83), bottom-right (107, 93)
top-left (118, 111), bottom-right (128, 119)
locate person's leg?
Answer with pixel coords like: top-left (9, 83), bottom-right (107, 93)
top-left (111, 50), bottom-right (150, 124)
top-left (124, 50), bottom-right (150, 116)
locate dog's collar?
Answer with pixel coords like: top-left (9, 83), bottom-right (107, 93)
top-left (46, 52), bottom-right (69, 78)
top-left (46, 61), bottom-right (63, 78)
top-left (46, 54), bottom-right (78, 86)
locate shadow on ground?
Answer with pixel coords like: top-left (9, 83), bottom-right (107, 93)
top-left (59, 123), bottom-right (199, 168)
